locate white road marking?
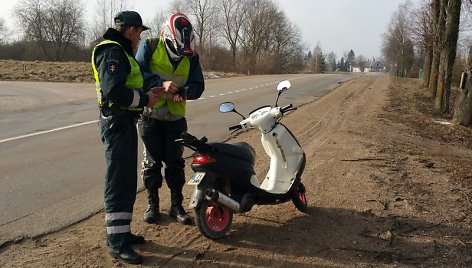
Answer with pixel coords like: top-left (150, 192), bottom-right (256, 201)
top-left (0, 120), bottom-right (98, 144)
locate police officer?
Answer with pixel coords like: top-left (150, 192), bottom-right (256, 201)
top-left (91, 10), bottom-right (163, 264)
top-left (135, 13), bottom-right (204, 225)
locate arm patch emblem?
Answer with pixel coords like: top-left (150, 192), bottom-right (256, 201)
top-left (107, 60), bottom-right (119, 76)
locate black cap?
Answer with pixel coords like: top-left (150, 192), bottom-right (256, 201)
top-left (114, 11), bottom-right (149, 31)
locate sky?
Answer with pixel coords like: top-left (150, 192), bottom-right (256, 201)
top-left (0, 0), bottom-right (410, 59)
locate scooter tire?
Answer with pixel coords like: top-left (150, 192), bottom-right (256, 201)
top-left (292, 182), bottom-right (308, 213)
top-left (195, 199), bottom-right (233, 239)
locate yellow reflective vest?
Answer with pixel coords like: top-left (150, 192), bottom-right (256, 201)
top-left (91, 40), bottom-right (144, 111)
top-left (149, 37), bottom-right (190, 116)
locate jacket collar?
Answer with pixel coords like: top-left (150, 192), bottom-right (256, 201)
top-left (103, 28), bottom-right (133, 55)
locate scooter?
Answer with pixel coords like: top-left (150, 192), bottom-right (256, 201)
top-left (177, 80), bottom-right (307, 239)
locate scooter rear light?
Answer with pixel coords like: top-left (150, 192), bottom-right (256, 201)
top-left (192, 154), bottom-right (216, 164)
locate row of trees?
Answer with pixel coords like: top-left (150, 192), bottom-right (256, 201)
top-left (307, 47), bottom-right (357, 73)
top-left (0, 0), bottom-right (371, 76)
top-left (150, 0), bottom-right (307, 74)
top-left (0, 0), bottom-right (308, 74)
top-left (382, 0), bottom-right (472, 126)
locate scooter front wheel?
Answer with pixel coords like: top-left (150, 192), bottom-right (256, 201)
top-left (292, 182), bottom-right (308, 212)
top-left (195, 199), bottom-right (233, 239)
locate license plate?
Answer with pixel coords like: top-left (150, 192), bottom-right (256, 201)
top-left (187, 172), bottom-right (205, 185)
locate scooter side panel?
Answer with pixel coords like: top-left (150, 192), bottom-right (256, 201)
top-left (191, 151), bottom-right (257, 190)
top-left (260, 123), bottom-right (305, 194)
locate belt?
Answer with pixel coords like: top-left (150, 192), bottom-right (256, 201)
top-left (101, 111), bottom-right (138, 132)
top-left (143, 107), bottom-right (183, 121)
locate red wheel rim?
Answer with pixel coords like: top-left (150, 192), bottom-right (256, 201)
top-left (299, 192), bottom-right (307, 204)
top-left (205, 202), bottom-right (230, 232)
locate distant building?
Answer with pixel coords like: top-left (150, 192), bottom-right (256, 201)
top-left (369, 60), bottom-right (384, 72)
top-left (351, 58), bottom-right (385, 73)
top-left (352, 67), bottom-right (362, 73)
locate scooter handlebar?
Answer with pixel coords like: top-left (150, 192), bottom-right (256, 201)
top-left (281, 104), bottom-right (296, 113)
top-left (229, 124), bottom-right (242, 131)
top-left (176, 132), bottom-right (211, 152)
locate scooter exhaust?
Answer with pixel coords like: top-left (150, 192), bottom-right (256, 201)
top-left (205, 189), bottom-right (240, 212)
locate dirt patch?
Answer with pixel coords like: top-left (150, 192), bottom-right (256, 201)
top-left (1, 75), bottom-right (471, 267)
top-left (0, 60), bottom-right (240, 83)
top-left (0, 60), bottom-right (94, 83)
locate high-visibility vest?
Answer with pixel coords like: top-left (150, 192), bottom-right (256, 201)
top-left (91, 40), bottom-right (144, 111)
top-left (149, 37), bottom-right (190, 116)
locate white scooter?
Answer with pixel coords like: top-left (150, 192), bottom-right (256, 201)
top-left (177, 80), bottom-right (307, 239)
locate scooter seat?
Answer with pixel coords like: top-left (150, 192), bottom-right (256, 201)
top-left (210, 142), bottom-right (256, 164)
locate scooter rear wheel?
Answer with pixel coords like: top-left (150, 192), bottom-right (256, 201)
top-left (195, 199), bottom-right (233, 239)
top-left (292, 182), bottom-right (308, 212)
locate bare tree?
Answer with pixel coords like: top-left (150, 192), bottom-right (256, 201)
top-left (410, 0), bottom-right (435, 87)
top-left (382, 2), bottom-right (416, 77)
top-left (453, 45), bottom-right (472, 125)
top-left (89, 0), bottom-right (134, 44)
top-left (267, 11), bottom-right (305, 73)
top-left (141, 10), bottom-right (167, 40)
top-left (0, 17), bottom-right (7, 43)
top-left (14, 0), bottom-right (86, 61)
top-left (435, 0), bottom-right (462, 113)
top-left (357, 55), bottom-right (368, 72)
top-left (169, 0), bottom-right (191, 13)
top-left (326, 52), bottom-right (337, 72)
top-left (311, 44), bottom-right (323, 73)
top-left (218, 0), bottom-right (247, 71)
top-left (239, 0), bottom-right (279, 74)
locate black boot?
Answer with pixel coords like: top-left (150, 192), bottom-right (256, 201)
top-left (169, 190), bottom-right (191, 225)
top-left (109, 246), bottom-right (143, 264)
top-left (143, 190), bottom-right (159, 223)
top-left (169, 204), bottom-right (192, 225)
top-left (108, 233), bottom-right (145, 247)
top-left (128, 233), bottom-right (145, 244)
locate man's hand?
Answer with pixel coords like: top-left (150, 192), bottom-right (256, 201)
top-left (162, 80), bottom-right (179, 94)
top-left (146, 86), bottom-right (164, 107)
top-left (173, 94), bottom-right (185, 102)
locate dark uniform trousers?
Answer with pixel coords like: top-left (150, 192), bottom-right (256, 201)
top-left (99, 115), bottom-right (138, 251)
top-left (137, 116), bottom-right (187, 205)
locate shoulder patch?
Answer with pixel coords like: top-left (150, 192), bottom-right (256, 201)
top-left (107, 60), bottom-right (119, 76)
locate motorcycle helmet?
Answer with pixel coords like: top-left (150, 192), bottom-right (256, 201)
top-left (161, 13), bottom-right (195, 60)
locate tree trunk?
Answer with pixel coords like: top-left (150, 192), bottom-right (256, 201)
top-left (428, 0), bottom-right (443, 98)
top-left (423, 49), bottom-right (432, 87)
top-left (435, 0), bottom-right (461, 113)
top-left (231, 44), bottom-right (237, 72)
top-left (422, 0), bottom-right (437, 88)
top-left (453, 46), bottom-right (472, 126)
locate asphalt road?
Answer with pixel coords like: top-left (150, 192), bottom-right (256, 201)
top-left (0, 73), bottom-right (355, 246)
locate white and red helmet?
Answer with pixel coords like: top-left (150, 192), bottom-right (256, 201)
top-left (161, 13), bottom-right (195, 60)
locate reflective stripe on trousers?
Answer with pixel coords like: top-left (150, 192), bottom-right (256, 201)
top-left (105, 212), bottom-right (132, 221)
top-left (106, 225), bottom-right (131, 234)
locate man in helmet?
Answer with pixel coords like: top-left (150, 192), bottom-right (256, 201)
top-left (135, 13), bottom-right (204, 225)
top-left (91, 10), bottom-right (163, 264)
